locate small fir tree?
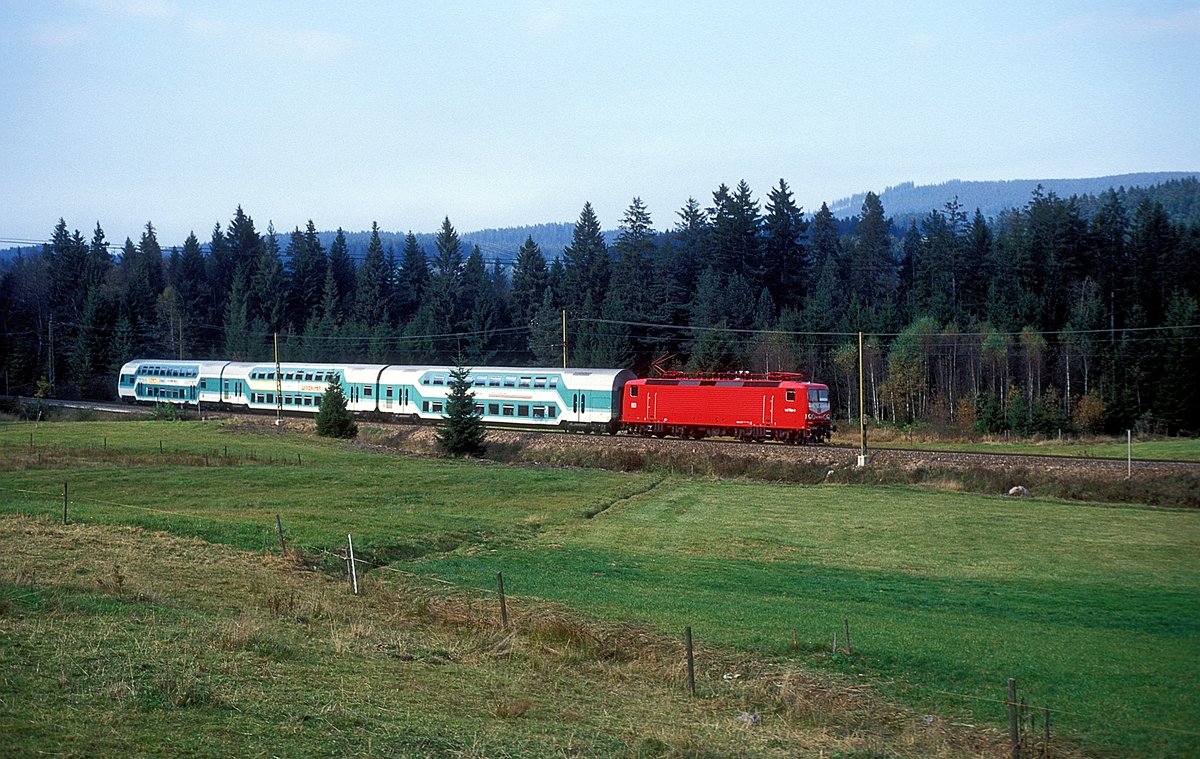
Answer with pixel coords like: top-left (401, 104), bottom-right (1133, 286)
top-left (437, 361), bottom-right (486, 457)
top-left (315, 374), bottom-right (357, 439)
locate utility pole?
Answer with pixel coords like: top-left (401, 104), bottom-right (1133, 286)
top-left (858, 331), bottom-right (868, 467)
top-left (48, 318), bottom-right (55, 394)
top-left (561, 309), bottom-right (568, 369)
top-left (274, 332), bottom-right (282, 424)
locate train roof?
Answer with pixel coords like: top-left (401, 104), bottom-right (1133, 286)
top-left (631, 376), bottom-right (827, 388)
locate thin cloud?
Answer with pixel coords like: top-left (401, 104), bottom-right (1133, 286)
top-left (69, 0), bottom-right (172, 19)
top-left (1034, 7), bottom-right (1200, 44)
top-left (188, 15), bottom-right (351, 60)
top-left (28, 22), bottom-right (93, 48)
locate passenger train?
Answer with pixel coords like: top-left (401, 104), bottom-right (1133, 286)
top-left (118, 359), bottom-right (832, 444)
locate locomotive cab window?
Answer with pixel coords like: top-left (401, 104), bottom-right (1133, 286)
top-left (629, 386), bottom-right (638, 397)
top-left (785, 389), bottom-right (795, 402)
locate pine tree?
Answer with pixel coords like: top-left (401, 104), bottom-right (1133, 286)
top-left (528, 289), bottom-right (563, 365)
top-left (315, 374), bottom-right (358, 438)
top-left (560, 202), bottom-right (608, 317)
top-left (763, 178), bottom-right (808, 308)
top-left (286, 221), bottom-right (327, 330)
top-left (251, 222), bottom-right (287, 332)
top-left (354, 222), bottom-right (390, 325)
top-left (395, 232), bottom-right (429, 324)
top-left (609, 197), bottom-right (655, 319)
top-left (428, 217), bottom-right (464, 329)
top-left (328, 227), bottom-right (356, 318)
top-left (436, 361), bottom-right (486, 457)
top-left (510, 235), bottom-right (548, 325)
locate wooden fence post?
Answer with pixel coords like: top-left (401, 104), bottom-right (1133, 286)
top-left (62, 481), bottom-right (68, 525)
top-left (1007, 678), bottom-right (1019, 759)
top-left (275, 514), bottom-right (286, 554)
top-left (347, 534), bottom-right (358, 595)
top-left (496, 572), bottom-right (509, 629)
top-left (685, 626), bottom-right (696, 696)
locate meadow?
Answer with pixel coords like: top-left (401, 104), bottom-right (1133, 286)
top-left (2, 420), bottom-right (1197, 757)
top-left (829, 429), bottom-right (1200, 462)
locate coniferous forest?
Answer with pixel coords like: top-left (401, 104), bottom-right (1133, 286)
top-left (2, 177), bottom-right (1198, 435)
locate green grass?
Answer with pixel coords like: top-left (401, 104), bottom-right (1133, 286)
top-left (834, 434), bottom-right (1200, 461)
top-left (417, 483), bottom-right (1200, 756)
top-left (9, 517), bottom-right (925, 758)
top-left (0, 420), bottom-right (655, 564)
top-left (3, 419), bottom-right (1198, 757)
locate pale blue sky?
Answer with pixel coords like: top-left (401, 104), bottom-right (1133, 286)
top-left (2, 0), bottom-right (1198, 246)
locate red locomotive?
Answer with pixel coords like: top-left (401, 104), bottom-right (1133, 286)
top-left (621, 371), bottom-right (832, 444)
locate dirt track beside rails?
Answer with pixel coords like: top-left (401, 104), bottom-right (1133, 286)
top-left (367, 422), bottom-right (1199, 482)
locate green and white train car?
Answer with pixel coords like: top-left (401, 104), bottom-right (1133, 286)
top-left (118, 359), bottom-right (634, 433)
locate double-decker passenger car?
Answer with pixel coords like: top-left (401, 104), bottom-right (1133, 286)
top-left (117, 360), bottom-right (633, 433)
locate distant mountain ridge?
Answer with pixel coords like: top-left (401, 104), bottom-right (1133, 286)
top-left (827, 172), bottom-right (1199, 221)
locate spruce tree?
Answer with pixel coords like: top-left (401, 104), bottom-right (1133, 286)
top-left (315, 374), bottom-right (358, 438)
top-left (437, 361), bottom-right (486, 457)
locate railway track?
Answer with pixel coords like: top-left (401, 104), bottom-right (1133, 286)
top-left (15, 396), bottom-right (1199, 480)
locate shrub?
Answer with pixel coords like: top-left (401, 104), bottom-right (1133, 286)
top-left (315, 375), bottom-right (357, 439)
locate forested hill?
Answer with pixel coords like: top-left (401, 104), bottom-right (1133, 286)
top-left (828, 172), bottom-right (1200, 224)
top-left (319, 222), bottom-right (582, 269)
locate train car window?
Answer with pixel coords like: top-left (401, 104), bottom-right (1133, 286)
top-left (432, 402), bottom-right (443, 413)
top-left (361, 386), bottom-right (370, 397)
top-left (580, 395), bottom-right (586, 413)
top-left (503, 377), bottom-right (516, 387)
top-left (488, 403), bottom-right (499, 415)
top-left (572, 394), bottom-right (578, 412)
top-left (433, 376), bottom-right (444, 386)
top-left (489, 377), bottom-right (500, 387)
top-left (786, 389), bottom-right (795, 401)
top-left (533, 406), bottom-right (545, 418)
top-left (502, 404), bottom-right (515, 416)
top-left (315, 395), bottom-right (322, 405)
top-left (422, 401), bottom-right (430, 412)
top-left (519, 377), bottom-right (531, 388)
top-left (549, 377), bottom-right (558, 388)
top-left (474, 376), bottom-right (486, 386)
top-left (200, 379), bottom-right (207, 388)
top-left (266, 393), bottom-right (274, 403)
top-left (518, 405), bottom-right (530, 417)
top-left (304, 397), bottom-right (313, 406)
top-left (547, 407), bottom-right (556, 418)
top-left (474, 404), bottom-right (485, 415)
top-left (629, 386), bottom-right (638, 397)
top-left (534, 377), bottom-right (546, 388)
top-left (421, 377), bottom-right (430, 385)
top-left (386, 386), bottom-right (394, 398)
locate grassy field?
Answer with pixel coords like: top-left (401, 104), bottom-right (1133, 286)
top-left (2, 420), bottom-right (1198, 757)
top-left (7, 517), bottom-right (994, 758)
top-left (830, 430), bottom-right (1200, 461)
